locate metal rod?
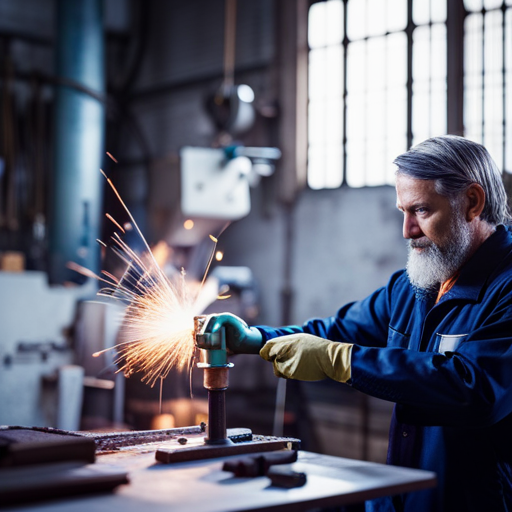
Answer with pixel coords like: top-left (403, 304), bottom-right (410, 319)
top-left (206, 389), bottom-right (228, 444)
top-left (203, 367), bottom-right (232, 445)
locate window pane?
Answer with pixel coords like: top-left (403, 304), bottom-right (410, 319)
top-left (412, 22), bottom-right (447, 145)
top-left (431, 24), bottom-right (447, 79)
top-left (346, 32), bottom-right (407, 187)
top-left (308, 0), bottom-right (411, 190)
top-left (324, 145), bottom-right (344, 188)
top-left (324, 45), bottom-right (343, 98)
top-left (325, 99), bottom-right (343, 143)
top-left (346, 40), bottom-right (366, 92)
top-left (415, 0), bottom-right (447, 25)
top-left (386, 0), bottom-right (407, 32)
top-left (464, 13), bottom-right (483, 142)
top-left (463, 8), bottom-right (507, 170)
top-left (308, 99), bottom-right (326, 144)
top-left (413, 0), bottom-right (430, 25)
top-left (367, 37), bottom-right (386, 91)
top-left (308, 1), bottom-right (344, 190)
top-left (483, 10), bottom-right (503, 166)
top-left (308, 0), bottom-right (343, 49)
top-left (325, 0), bottom-right (344, 46)
top-left (367, 0), bottom-right (386, 37)
top-left (346, 149), bottom-right (365, 188)
top-left (413, 26), bottom-right (431, 81)
top-left (308, 147), bottom-right (327, 189)
top-left (308, 2), bottom-right (326, 48)
top-left (309, 46), bottom-right (343, 100)
top-left (431, 0), bottom-right (447, 23)
top-left (464, 0), bottom-right (483, 11)
top-left (484, 0), bottom-right (503, 10)
top-left (308, 48), bottom-right (326, 99)
top-left (388, 33), bottom-right (407, 86)
top-left (431, 83), bottom-right (447, 135)
top-left (347, 0), bottom-right (367, 41)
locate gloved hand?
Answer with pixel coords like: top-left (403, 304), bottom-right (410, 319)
top-left (203, 313), bottom-right (263, 354)
top-left (259, 334), bottom-right (353, 382)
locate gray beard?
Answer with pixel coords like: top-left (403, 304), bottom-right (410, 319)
top-left (406, 215), bottom-right (472, 292)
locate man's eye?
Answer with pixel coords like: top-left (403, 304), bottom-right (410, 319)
top-left (416, 207), bottom-right (428, 214)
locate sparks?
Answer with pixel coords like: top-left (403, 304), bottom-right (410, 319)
top-left (69, 169), bottom-right (226, 388)
top-left (106, 151), bottom-right (118, 163)
top-left (106, 213), bottom-right (126, 234)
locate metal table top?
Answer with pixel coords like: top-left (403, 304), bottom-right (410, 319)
top-left (3, 436), bottom-right (436, 512)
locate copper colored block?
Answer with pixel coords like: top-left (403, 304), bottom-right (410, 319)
top-left (203, 367), bottom-right (229, 390)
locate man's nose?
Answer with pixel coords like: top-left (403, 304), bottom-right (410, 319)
top-left (403, 214), bottom-right (423, 239)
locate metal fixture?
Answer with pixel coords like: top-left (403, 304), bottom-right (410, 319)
top-left (194, 315), bottom-right (234, 445)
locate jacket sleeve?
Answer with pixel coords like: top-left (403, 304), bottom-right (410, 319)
top-left (255, 271), bottom-right (402, 346)
top-left (350, 291), bottom-right (512, 428)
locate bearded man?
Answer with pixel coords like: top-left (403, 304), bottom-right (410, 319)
top-left (203, 135), bottom-right (512, 512)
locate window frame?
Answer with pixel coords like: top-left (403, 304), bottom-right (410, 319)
top-left (305, 0), bottom-right (469, 190)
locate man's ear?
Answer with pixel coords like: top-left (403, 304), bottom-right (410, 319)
top-left (465, 183), bottom-right (486, 221)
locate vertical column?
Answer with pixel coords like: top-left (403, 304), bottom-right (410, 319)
top-left (49, 0), bottom-right (105, 284)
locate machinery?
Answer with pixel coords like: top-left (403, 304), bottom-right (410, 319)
top-left (150, 315), bottom-right (299, 463)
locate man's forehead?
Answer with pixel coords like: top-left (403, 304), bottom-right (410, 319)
top-left (395, 175), bottom-right (443, 207)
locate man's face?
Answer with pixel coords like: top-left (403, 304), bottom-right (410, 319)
top-left (395, 174), bottom-right (472, 291)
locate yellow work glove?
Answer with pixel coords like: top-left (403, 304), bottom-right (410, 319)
top-left (259, 333), bottom-right (353, 383)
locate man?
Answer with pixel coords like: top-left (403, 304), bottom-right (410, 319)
top-left (203, 135), bottom-right (512, 511)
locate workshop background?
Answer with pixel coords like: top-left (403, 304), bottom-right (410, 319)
top-left (0, 0), bottom-right (510, 464)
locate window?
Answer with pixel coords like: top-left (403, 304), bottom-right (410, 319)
top-left (412, 0), bottom-right (447, 146)
top-left (345, 0), bottom-right (407, 188)
top-left (307, 0), bottom-right (448, 189)
top-left (308, 0), bottom-right (344, 189)
top-left (463, 0), bottom-right (512, 173)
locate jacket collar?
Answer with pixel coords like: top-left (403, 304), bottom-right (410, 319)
top-left (442, 224), bottom-right (512, 302)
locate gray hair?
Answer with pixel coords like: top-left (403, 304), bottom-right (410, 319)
top-left (393, 135), bottom-right (511, 226)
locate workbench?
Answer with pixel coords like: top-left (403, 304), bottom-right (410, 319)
top-left (2, 439), bottom-right (436, 512)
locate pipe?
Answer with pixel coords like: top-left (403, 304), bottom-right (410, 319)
top-left (49, 0), bottom-right (105, 284)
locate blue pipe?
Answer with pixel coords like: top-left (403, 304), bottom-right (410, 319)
top-left (49, 0), bottom-right (105, 284)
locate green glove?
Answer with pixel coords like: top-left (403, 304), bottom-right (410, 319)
top-left (259, 333), bottom-right (353, 382)
top-left (203, 313), bottom-right (263, 354)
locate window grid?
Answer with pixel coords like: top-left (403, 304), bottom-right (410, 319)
top-left (463, 1), bottom-right (512, 173)
top-left (307, 0), bottom-right (448, 190)
top-left (307, 0), bottom-right (512, 188)
top-left (411, 1), bottom-right (448, 147)
top-left (307, 0), bottom-right (344, 190)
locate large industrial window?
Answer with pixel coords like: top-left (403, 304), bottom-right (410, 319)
top-left (307, 0), bottom-right (448, 189)
top-left (412, 1), bottom-right (447, 146)
top-left (464, 0), bottom-right (512, 173)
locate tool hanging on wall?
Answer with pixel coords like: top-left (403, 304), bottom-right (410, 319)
top-left (205, 0), bottom-right (255, 138)
top-left (223, 0), bottom-right (236, 92)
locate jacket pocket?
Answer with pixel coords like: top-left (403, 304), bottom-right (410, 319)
top-left (436, 333), bottom-right (468, 354)
top-left (387, 326), bottom-right (411, 349)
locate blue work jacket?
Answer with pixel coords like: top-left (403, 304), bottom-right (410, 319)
top-left (257, 225), bottom-right (512, 512)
